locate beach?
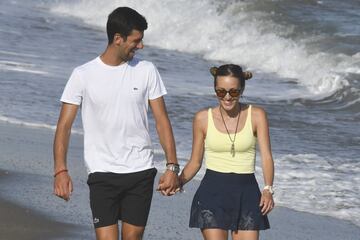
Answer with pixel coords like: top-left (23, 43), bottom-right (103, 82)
top-left (1, 122), bottom-right (359, 240)
top-left (0, 196), bottom-right (79, 240)
top-left (1, 0), bottom-right (360, 239)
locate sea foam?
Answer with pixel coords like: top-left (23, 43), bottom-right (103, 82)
top-left (49, 0), bottom-right (360, 99)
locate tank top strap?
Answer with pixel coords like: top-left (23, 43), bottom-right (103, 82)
top-left (244, 104), bottom-right (253, 132)
top-left (207, 108), bottom-right (216, 132)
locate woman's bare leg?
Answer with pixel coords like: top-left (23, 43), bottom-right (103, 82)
top-left (232, 230), bottom-right (259, 240)
top-left (201, 228), bottom-right (228, 240)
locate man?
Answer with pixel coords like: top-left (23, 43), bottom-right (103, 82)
top-left (53, 7), bottom-right (179, 240)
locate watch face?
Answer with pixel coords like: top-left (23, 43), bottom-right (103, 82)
top-left (167, 164), bottom-right (180, 174)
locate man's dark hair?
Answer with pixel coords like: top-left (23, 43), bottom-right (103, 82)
top-left (107, 7), bottom-right (148, 44)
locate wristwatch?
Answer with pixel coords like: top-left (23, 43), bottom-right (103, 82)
top-left (166, 163), bottom-right (180, 175)
top-left (263, 185), bottom-right (274, 195)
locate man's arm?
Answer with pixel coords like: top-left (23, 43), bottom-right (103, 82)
top-left (53, 103), bottom-right (79, 201)
top-left (149, 97), bottom-right (179, 195)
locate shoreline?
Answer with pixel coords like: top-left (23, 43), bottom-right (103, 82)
top-left (0, 120), bottom-right (359, 239)
top-left (1, 168), bottom-right (359, 240)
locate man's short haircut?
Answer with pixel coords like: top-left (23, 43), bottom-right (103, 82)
top-left (107, 7), bottom-right (148, 44)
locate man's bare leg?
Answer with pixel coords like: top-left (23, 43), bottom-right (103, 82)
top-left (95, 223), bottom-right (119, 240)
top-left (121, 222), bottom-right (145, 240)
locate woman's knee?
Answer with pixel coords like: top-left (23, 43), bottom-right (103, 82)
top-left (201, 228), bottom-right (228, 240)
top-left (231, 230), bottom-right (259, 240)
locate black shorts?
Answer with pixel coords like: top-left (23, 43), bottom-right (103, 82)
top-left (87, 168), bottom-right (157, 228)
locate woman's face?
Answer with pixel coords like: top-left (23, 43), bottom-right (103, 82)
top-left (215, 75), bottom-right (241, 111)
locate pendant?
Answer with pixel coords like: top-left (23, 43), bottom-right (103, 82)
top-left (231, 143), bottom-right (235, 157)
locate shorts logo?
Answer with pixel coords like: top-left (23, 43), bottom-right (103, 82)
top-left (93, 218), bottom-right (100, 224)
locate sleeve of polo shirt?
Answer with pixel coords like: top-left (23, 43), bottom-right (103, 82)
top-left (148, 63), bottom-right (167, 100)
top-left (60, 68), bottom-right (84, 105)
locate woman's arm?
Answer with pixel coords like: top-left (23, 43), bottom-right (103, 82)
top-left (179, 109), bottom-right (207, 187)
top-left (253, 106), bottom-right (275, 215)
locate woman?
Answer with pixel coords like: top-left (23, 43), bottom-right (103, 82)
top-left (179, 64), bottom-right (274, 240)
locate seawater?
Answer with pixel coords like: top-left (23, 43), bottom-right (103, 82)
top-left (0, 0), bottom-right (359, 227)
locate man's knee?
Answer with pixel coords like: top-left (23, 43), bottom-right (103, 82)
top-left (121, 222), bottom-right (145, 240)
top-left (122, 231), bottom-right (143, 240)
top-left (95, 224), bottom-right (119, 240)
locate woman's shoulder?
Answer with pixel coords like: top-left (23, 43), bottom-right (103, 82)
top-left (193, 108), bottom-right (212, 129)
top-left (249, 104), bottom-right (268, 122)
top-left (249, 104), bottom-right (266, 113)
top-left (194, 108), bottom-right (209, 121)
top-left (248, 104), bottom-right (266, 119)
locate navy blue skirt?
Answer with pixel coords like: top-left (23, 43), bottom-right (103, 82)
top-left (189, 169), bottom-right (270, 231)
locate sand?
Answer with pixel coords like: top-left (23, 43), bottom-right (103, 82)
top-left (0, 121), bottom-right (359, 239)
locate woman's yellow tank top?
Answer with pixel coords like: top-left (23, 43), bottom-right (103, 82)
top-left (205, 105), bottom-right (256, 174)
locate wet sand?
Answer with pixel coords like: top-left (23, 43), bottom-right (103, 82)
top-left (0, 195), bottom-right (76, 240)
top-left (0, 121), bottom-right (359, 239)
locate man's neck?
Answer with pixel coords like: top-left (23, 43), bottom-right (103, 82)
top-left (100, 46), bottom-right (126, 66)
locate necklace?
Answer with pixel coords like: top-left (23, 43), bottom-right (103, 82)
top-left (219, 104), bottom-right (241, 157)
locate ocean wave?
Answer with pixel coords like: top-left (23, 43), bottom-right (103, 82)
top-left (0, 115), bottom-right (83, 134)
top-left (268, 84), bottom-right (359, 109)
top-left (0, 50), bottom-right (40, 58)
top-left (48, 0), bottom-right (360, 99)
top-left (0, 60), bottom-right (49, 75)
top-left (262, 153), bottom-right (360, 227)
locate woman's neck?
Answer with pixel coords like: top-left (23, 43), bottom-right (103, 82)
top-left (219, 102), bottom-right (241, 118)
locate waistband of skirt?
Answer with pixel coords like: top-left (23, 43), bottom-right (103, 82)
top-left (203, 169), bottom-right (257, 185)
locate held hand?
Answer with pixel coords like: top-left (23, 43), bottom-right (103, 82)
top-left (53, 172), bottom-right (73, 201)
top-left (259, 190), bottom-right (274, 215)
top-left (156, 170), bottom-right (179, 196)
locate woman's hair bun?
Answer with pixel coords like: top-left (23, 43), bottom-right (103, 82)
top-left (242, 71), bottom-right (252, 80)
top-left (210, 67), bottom-right (218, 77)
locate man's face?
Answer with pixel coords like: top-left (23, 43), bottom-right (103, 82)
top-left (117, 30), bottom-right (144, 61)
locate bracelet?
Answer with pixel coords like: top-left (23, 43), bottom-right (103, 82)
top-left (54, 169), bottom-right (68, 178)
top-left (263, 185), bottom-right (274, 195)
top-left (166, 163), bottom-right (179, 167)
